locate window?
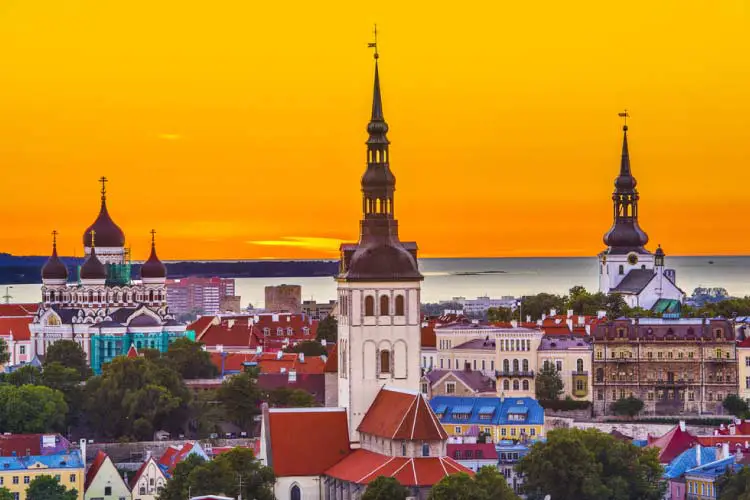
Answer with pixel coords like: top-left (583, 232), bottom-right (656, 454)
top-left (19, 346), bottom-right (25, 355)
top-left (503, 380), bottom-right (510, 390)
top-left (422, 442), bottom-right (430, 457)
top-left (446, 382), bottom-right (456, 394)
top-left (23, 476), bottom-right (29, 484)
top-left (511, 428), bottom-right (516, 436)
top-left (503, 359), bottom-right (510, 372)
top-left (105, 487), bottom-right (112, 496)
top-left (619, 265), bottom-right (624, 275)
top-left (290, 485), bottom-right (301, 500)
top-left (402, 442), bottom-right (407, 456)
top-left (647, 351), bottom-right (653, 359)
top-left (596, 350), bottom-right (602, 359)
top-left (522, 380), bottom-right (529, 390)
top-left (597, 390), bottom-right (603, 401)
top-left (12, 494), bottom-right (18, 500)
top-left (420, 382), bottom-right (428, 394)
top-left (380, 295), bottom-right (389, 316)
top-left (379, 350), bottom-right (391, 374)
top-left (395, 295), bottom-right (405, 316)
top-left (576, 358), bottom-right (583, 372)
top-left (276, 327), bottom-right (283, 336)
top-left (556, 360), bottom-right (562, 371)
top-left (596, 368), bottom-right (603, 382)
top-left (440, 359), bottom-right (444, 369)
top-left (482, 360), bottom-right (486, 371)
top-left (70, 474), bottom-right (76, 483)
top-left (140, 488), bottom-right (146, 495)
top-left (513, 380), bottom-right (519, 390)
top-left (455, 426), bottom-right (461, 434)
top-left (522, 359), bottom-right (529, 372)
top-left (576, 380), bottom-right (584, 392)
top-left (365, 296), bottom-right (375, 316)
top-left (667, 352), bottom-right (673, 359)
top-left (688, 352), bottom-right (694, 359)
top-left (12, 477), bottom-right (18, 485)
top-left (501, 428), bottom-right (506, 436)
top-left (513, 359), bottom-right (519, 372)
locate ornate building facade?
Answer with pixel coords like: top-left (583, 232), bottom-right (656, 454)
top-left (598, 122), bottom-right (684, 310)
top-left (30, 179), bottom-right (193, 373)
top-left (592, 317), bottom-right (737, 416)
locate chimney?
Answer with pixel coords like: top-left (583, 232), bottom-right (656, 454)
top-left (510, 320), bottom-right (518, 328)
top-left (597, 310), bottom-right (606, 319)
top-left (276, 350), bottom-right (283, 360)
top-left (679, 421), bottom-right (686, 432)
top-left (526, 315), bottom-right (531, 323)
top-left (541, 313), bottom-right (547, 321)
top-left (695, 444), bottom-right (702, 466)
top-left (145, 450), bottom-right (152, 461)
top-left (722, 442), bottom-right (730, 460)
top-left (79, 439), bottom-right (87, 465)
top-left (566, 309), bottom-right (573, 318)
top-left (217, 344), bottom-right (224, 353)
top-left (321, 339), bottom-right (327, 347)
top-left (288, 370), bottom-right (297, 383)
top-left (550, 309), bottom-right (557, 317)
top-left (299, 353), bottom-right (305, 363)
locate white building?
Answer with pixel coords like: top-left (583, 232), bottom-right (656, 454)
top-left (598, 123), bottom-right (684, 310)
top-left (84, 450), bottom-right (131, 500)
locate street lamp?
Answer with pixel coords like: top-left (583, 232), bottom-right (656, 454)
top-left (3, 286), bottom-right (13, 304)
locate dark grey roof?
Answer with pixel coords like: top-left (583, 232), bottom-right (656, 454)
top-left (611, 269), bottom-right (655, 294)
top-left (424, 369), bottom-right (496, 393)
top-left (50, 307), bottom-right (80, 323)
top-left (128, 314), bottom-right (161, 327)
top-left (108, 307), bottom-right (139, 323)
top-left (453, 338), bottom-right (496, 350)
top-left (93, 321), bottom-right (124, 328)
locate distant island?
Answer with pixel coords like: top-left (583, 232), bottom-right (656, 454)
top-left (0, 253), bottom-right (339, 284)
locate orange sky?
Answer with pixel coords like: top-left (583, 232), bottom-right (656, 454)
top-left (0, 1), bottom-right (748, 261)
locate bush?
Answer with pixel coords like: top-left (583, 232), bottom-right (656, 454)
top-left (611, 396), bottom-right (644, 418)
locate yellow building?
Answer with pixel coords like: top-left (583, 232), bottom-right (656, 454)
top-left (0, 451), bottom-right (84, 500)
top-left (536, 337), bottom-right (592, 400)
top-left (430, 396), bottom-right (545, 443)
top-left (737, 341), bottom-right (750, 402)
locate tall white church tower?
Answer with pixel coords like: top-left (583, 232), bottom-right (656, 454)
top-left (336, 46), bottom-right (423, 441)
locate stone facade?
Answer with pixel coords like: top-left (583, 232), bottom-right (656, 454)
top-left (592, 318), bottom-right (737, 416)
top-left (265, 284), bottom-right (302, 313)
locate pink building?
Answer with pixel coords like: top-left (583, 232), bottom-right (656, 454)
top-left (166, 277), bottom-right (236, 315)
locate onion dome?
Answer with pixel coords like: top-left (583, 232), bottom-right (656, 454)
top-left (41, 231), bottom-right (68, 282)
top-left (83, 177), bottom-right (125, 248)
top-left (80, 235), bottom-right (107, 281)
top-left (140, 230), bottom-right (167, 281)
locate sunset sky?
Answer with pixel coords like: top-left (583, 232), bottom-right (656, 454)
top-left (0, 1), bottom-right (748, 261)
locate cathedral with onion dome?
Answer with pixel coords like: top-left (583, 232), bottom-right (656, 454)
top-left (29, 178), bottom-right (193, 374)
top-left (598, 122), bottom-right (685, 311)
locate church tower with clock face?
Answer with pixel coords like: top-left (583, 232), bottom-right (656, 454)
top-left (598, 120), bottom-right (684, 310)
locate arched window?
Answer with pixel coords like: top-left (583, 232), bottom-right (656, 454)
top-left (395, 295), bottom-right (405, 316)
top-left (522, 380), bottom-right (529, 391)
top-left (513, 380), bottom-right (520, 390)
top-left (577, 358), bottom-right (584, 372)
top-left (422, 442), bottom-right (429, 457)
top-left (365, 296), bottom-right (375, 316)
top-left (503, 359), bottom-right (509, 372)
top-left (290, 485), bottom-right (301, 500)
top-left (380, 295), bottom-right (389, 316)
top-left (503, 380), bottom-right (510, 390)
top-left (522, 359), bottom-right (529, 372)
top-left (513, 359), bottom-right (519, 372)
top-left (380, 350), bottom-right (391, 374)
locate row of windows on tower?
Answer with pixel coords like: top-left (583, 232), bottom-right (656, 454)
top-left (368, 149), bottom-right (388, 163)
top-left (364, 197), bottom-right (393, 215)
top-left (45, 289), bottom-right (164, 304)
top-left (364, 295), bottom-right (405, 317)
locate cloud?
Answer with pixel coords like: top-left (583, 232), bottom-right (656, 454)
top-left (248, 236), bottom-right (343, 253)
top-left (158, 133), bottom-right (182, 140)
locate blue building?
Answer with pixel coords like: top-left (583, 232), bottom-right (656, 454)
top-left (429, 396), bottom-right (545, 442)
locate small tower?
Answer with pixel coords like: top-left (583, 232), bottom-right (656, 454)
top-left (140, 230), bottom-right (168, 306)
top-left (41, 230), bottom-right (68, 305)
top-left (83, 177), bottom-right (126, 265)
top-left (336, 34), bottom-right (423, 440)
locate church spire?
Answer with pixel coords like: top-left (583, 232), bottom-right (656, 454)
top-left (603, 112), bottom-right (649, 252)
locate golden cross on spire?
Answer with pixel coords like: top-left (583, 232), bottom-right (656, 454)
top-left (618, 109), bottom-right (630, 128)
top-left (89, 229), bottom-right (96, 248)
top-left (52, 230), bottom-right (58, 246)
top-left (150, 229), bottom-right (156, 245)
top-left (368, 24), bottom-right (379, 59)
top-left (99, 176), bottom-right (108, 197)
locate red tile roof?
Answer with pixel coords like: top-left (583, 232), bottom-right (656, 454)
top-left (647, 424), bottom-right (698, 462)
top-left (0, 434), bottom-right (46, 456)
top-left (158, 442), bottom-right (196, 474)
top-left (85, 450), bottom-right (108, 490)
top-left (211, 352), bottom-right (326, 375)
top-left (0, 304), bottom-right (38, 317)
top-left (268, 408), bottom-right (350, 476)
top-left (357, 388), bottom-right (447, 441)
top-left (421, 325), bottom-right (436, 348)
top-left (446, 443), bottom-right (498, 460)
top-left (200, 321), bottom-right (262, 350)
top-left (325, 449), bottom-right (473, 486)
top-left (209, 441), bottom-right (260, 458)
top-left (0, 317), bottom-right (33, 341)
top-left (126, 344), bottom-right (139, 358)
top-left (188, 316), bottom-right (217, 339)
top-left (324, 344), bottom-right (337, 373)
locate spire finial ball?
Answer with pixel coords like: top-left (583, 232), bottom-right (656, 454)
top-left (623, 125), bottom-right (628, 132)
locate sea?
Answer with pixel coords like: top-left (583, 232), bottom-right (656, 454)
top-left (2, 256), bottom-right (749, 308)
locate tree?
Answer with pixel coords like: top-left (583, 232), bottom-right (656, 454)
top-left (316, 315), bottom-right (338, 342)
top-left (190, 389), bottom-right (226, 438)
top-left (474, 466), bottom-right (521, 500)
top-left (535, 363), bottom-right (564, 401)
top-left (717, 465), bottom-right (750, 499)
top-left (265, 387), bottom-right (318, 408)
top-left (218, 370), bottom-right (263, 430)
top-left (44, 340), bottom-right (92, 380)
top-left (285, 340), bottom-right (327, 357)
top-left (157, 454), bottom-right (206, 500)
top-left (723, 394), bottom-right (749, 417)
top-left (604, 293), bottom-right (628, 318)
top-left (0, 338), bottom-right (10, 366)
top-left (487, 307), bottom-right (513, 323)
top-left (518, 293), bottom-right (566, 321)
top-left (163, 338), bottom-right (218, 379)
top-left (84, 356), bottom-right (191, 439)
top-left (429, 473), bottom-right (484, 500)
top-left (42, 362), bottom-right (86, 427)
top-left (26, 475), bottom-right (77, 500)
top-left (0, 487), bottom-right (13, 500)
top-left (611, 396), bottom-right (644, 418)
top-left (516, 428), bottom-right (664, 500)
top-left (4, 364), bottom-right (43, 386)
top-left (362, 476), bottom-right (410, 500)
top-left (0, 384), bottom-right (67, 433)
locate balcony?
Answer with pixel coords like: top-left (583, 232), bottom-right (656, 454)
top-left (705, 357), bottom-right (736, 363)
top-left (497, 370), bottom-right (535, 378)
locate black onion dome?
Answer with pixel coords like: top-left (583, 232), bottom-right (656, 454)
top-left (80, 247), bottom-right (107, 280)
top-left (140, 241), bottom-right (167, 279)
top-left (346, 242), bottom-right (422, 281)
top-left (603, 223), bottom-right (649, 250)
top-left (41, 243), bottom-right (68, 281)
top-left (83, 198), bottom-right (125, 248)
top-left (362, 165), bottom-right (395, 188)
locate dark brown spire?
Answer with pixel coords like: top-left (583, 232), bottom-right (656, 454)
top-left (603, 118), bottom-right (649, 253)
top-left (141, 229), bottom-right (167, 280)
top-left (41, 230), bottom-right (68, 281)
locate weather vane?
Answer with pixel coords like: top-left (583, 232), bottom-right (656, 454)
top-left (618, 109), bottom-right (629, 128)
top-left (368, 24), bottom-right (379, 59)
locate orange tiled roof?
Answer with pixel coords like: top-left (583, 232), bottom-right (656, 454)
top-left (358, 387), bottom-right (447, 441)
top-left (647, 424), bottom-right (698, 462)
top-left (210, 352), bottom-right (326, 375)
top-left (324, 344), bottom-right (338, 373)
top-left (325, 449), bottom-right (473, 486)
top-left (268, 408), bottom-right (350, 476)
top-left (421, 325), bottom-right (436, 348)
top-left (0, 304), bottom-right (38, 317)
top-left (188, 316), bottom-right (217, 339)
top-left (0, 317), bottom-right (33, 341)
